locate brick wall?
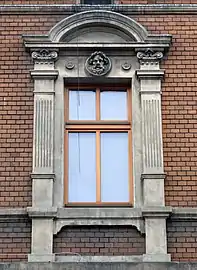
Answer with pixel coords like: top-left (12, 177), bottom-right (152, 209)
top-left (167, 220), bottom-right (197, 262)
top-left (1, 5), bottom-right (197, 208)
top-left (0, 14), bottom-right (65, 207)
top-left (133, 15), bottom-right (197, 207)
top-left (0, 216), bottom-right (31, 262)
top-left (53, 226), bottom-right (145, 256)
top-left (1, 1), bottom-right (197, 263)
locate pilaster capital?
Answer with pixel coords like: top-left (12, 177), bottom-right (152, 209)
top-left (31, 49), bottom-right (59, 70)
top-left (136, 48), bottom-right (164, 66)
top-left (31, 49), bottom-right (59, 62)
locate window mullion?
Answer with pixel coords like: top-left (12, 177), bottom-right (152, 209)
top-left (66, 125), bottom-right (131, 131)
top-left (96, 87), bottom-right (100, 121)
top-left (96, 131), bottom-right (101, 203)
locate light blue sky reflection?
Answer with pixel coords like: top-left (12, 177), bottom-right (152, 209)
top-left (101, 132), bottom-right (129, 202)
top-left (68, 132), bottom-right (96, 202)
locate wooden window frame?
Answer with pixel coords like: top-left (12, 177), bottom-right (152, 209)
top-left (64, 85), bottom-right (133, 206)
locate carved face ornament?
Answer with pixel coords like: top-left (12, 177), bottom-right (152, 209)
top-left (85, 51), bottom-right (111, 76)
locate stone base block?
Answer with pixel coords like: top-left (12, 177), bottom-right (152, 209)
top-left (143, 254), bottom-right (171, 262)
top-left (28, 254), bottom-right (55, 262)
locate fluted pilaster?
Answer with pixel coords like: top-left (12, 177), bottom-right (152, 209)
top-left (136, 49), bottom-right (171, 262)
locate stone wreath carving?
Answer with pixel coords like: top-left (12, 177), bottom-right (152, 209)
top-left (85, 51), bottom-right (111, 76)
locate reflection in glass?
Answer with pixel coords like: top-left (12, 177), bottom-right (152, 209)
top-left (68, 132), bottom-right (96, 202)
top-left (101, 132), bottom-right (129, 202)
top-left (100, 91), bottom-right (127, 120)
top-left (69, 90), bottom-right (96, 120)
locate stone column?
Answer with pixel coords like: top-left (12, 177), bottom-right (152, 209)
top-left (27, 49), bottom-right (59, 262)
top-left (136, 49), bottom-right (171, 262)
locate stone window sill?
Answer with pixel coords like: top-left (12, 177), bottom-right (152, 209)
top-left (55, 255), bottom-right (143, 263)
top-left (27, 207), bottom-right (144, 234)
top-left (55, 207), bottom-right (144, 234)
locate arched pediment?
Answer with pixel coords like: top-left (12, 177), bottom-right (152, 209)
top-left (48, 10), bottom-right (148, 43)
top-left (23, 9), bottom-right (171, 53)
top-left (61, 26), bottom-right (135, 43)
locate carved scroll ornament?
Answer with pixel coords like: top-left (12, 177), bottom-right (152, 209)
top-left (137, 48), bottom-right (163, 62)
top-left (31, 49), bottom-right (58, 61)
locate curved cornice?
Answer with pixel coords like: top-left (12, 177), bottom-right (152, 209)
top-left (49, 10), bottom-right (148, 42)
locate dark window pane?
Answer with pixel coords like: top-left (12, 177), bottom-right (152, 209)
top-left (83, 0), bottom-right (112, 4)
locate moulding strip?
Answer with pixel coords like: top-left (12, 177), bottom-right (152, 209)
top-left (2, 4), bottom-right (197, 15)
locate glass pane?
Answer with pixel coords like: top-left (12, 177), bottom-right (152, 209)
top-left (68, 132), bottom-right (96, 202)
top-left (69, 90), bottom-right (96, 120)
top-left (101, 132), bottom-right (129, 202)
top-left (100, 91), bottom-right (127, 120)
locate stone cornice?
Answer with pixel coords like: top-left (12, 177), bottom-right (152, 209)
top-left (171, 207), bottom-right (197, 220)
top-left (0, 208), bottom-right (27, 216)
top-left (24, 43), bottom-right (170, 51)
top-left (1, 207), bottom-right (197, 220)
top-left (1, 4), bottom-right (197, 15)
top-left (27, 207), bottom-right (57, 218)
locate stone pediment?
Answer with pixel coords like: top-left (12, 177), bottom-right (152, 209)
top-left (23, 10), bottom-right (171, 53)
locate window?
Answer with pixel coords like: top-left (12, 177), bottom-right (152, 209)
top-left (82, 0), bottom-right (113, 4)
top-left (64, 86), bottom-right (133, 206)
